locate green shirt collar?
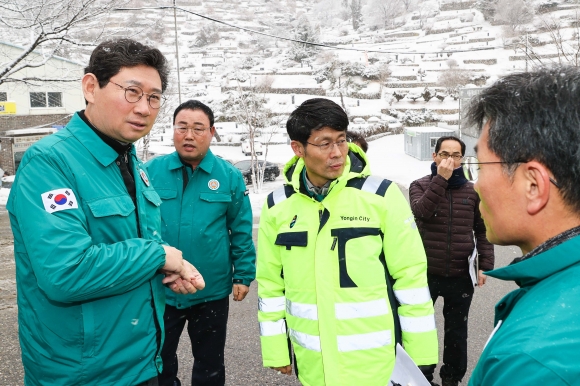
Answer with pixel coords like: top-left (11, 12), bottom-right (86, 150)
top-left (486, 233), bottom-right (580, 287)
top-left (167, 148), bottom-right (216, 174)
top-left (68, 112), bottom-right (122, 167)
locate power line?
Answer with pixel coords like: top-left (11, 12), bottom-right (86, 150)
top-left (114, 6), bottom-right (501, 56)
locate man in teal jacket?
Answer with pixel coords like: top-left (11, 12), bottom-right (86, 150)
top-left (463, 66), bottom-right (580, 385)
top-left (146, 100), bottom-right (256, 386)
top-left (7, 39), bottom-right (203, 386)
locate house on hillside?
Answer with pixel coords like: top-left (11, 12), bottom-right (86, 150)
top-left (0, 41), bottom-right (85, 132)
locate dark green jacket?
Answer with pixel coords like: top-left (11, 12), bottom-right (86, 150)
top-left (469, 234), bottom-right (580, 385)
top-left (7, 113), bottom-right (167, 386)
top-left (146, 150), bottom-right (255, 308)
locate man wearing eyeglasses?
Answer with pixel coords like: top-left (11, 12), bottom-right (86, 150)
top-left (464, 67), bottom-right (580, 385)
top-left (146, 100), bottom-right (256, 386)
top-left (257, 98), bottom-right (437, 386)
top-left (6, 39), bottom-right (205, 386)
top-left (409, 136), bottom-right (494, 386)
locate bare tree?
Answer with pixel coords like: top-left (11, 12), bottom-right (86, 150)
top-left (0, 0), bottom-right (135, 86)
top-left (365, 0), bottom-right (404, 29)
top-left (400, 0), bottom-right (415, 12)
top-left (217, 81), bottom-right (273, 193)
top-left (493, 0), bottom-right (534, 34)
top-left (376, 63), bottom-right (392, 94)
top-left (350, 0), bottom-right (363, 30)
top-left (438, 69), bottom-right (472, 98)
top-left (538, 13), bottom-right (580, 67)
top-left (416, 1), bottom-right (438, 29)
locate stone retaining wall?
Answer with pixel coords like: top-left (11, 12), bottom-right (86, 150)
top-left (440, 1), bottom-right (476, 11)
top-left (463, 58), bottom-right (497, 64)
top-left (0, 114), bottom-right (72, 131)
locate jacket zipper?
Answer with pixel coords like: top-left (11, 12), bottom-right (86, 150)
top-left (446, 189), bottom-right (453, 276)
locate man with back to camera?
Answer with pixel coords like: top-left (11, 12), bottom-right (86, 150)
top-left (7, 39), bottom-right (204, 386)
top-left (146, 100), bottom-right (256, 386)
top-left (257, 98), bottom-right (438, 385)
top-left (409, 136), bottom-right (494, 386)
top-left (463, 66), bottom-right (580, 385)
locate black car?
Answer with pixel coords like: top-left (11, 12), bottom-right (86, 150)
top-left (234, 160), bottom-right (280, 185)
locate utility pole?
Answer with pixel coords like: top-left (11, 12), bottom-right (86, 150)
top-left (525, 32), bottom-right (528, 72)
top-left (173, 0), bottom-right (182, 104)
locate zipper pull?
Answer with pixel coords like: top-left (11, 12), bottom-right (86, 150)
top-left (330, 237), bottom-right (337, 251)
top-left (124, 151), bottom-right (129, 164)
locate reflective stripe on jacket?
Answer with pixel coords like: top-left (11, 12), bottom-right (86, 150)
top-left (7, 113), bottom-right (167, 386)
top-left (146, 150), bottom-right (256, 308)
top-left (257, 144), bottom-right (438, 386)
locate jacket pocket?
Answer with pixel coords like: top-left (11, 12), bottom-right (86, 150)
top-left (275, 231), bottom-right (308, 250)
top-left (87, 195), bottom-right (135, 217)
top-left (155, 189), bottom-right (177, 201)
top-left (199, 192), bottom-right (231, 203)
top-left (82, 302), bottom-right (95, 358)
top-left (142, 190), bottom-right (162, 207)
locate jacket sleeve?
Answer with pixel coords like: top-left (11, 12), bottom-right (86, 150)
top-left (227, 170), bottom-right (256, 286)
top-left (9, 152), bottom-right (166, 304)
top-left (473, 195), bottom-right (495, 271)
top-left (256, 202), bottom-right (290, 368)
top-left (409, 175), bottom-right (448, 219)
top-left (382, 183), bottom-right (438, 366)
top-left (470, 352), bottom-right (568, 386)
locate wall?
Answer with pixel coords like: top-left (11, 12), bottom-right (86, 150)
top-left (0, 42), bottom-right (85, 117)
top-left (0, 113), bottom-right (72, 131)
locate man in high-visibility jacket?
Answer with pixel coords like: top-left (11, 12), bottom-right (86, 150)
top-left (257, 98), bottom-right (438, 386)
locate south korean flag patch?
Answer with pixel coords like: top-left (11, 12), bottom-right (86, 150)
top-left (41, 188), bottom-right (79, 214)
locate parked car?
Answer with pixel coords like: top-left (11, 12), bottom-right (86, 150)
top-left (1, 175), bottom-right (14, 189)
top-left (234, 160), bottom-right (280, 185)
top-left (241, 139), bottom-right (263, 156)
top-left (215, 154), bottom-right (233, 164)
top-left (381, 114), bottom-right (402, 131)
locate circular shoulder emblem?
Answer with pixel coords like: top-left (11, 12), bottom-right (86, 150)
top-left (208, 179), bottom-right (220, 190)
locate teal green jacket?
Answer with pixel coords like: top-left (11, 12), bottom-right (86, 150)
top-left (146, 150), bottom-right (255, 308)
top-left (7, 113), bottom-right (167, 386)
top-left (469, 234), bottom-right (580, 386)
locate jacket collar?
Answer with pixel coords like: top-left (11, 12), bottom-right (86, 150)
top-left (68, 112), bottom-right (124, 167)
top-left (283, 143), bottom-right (370, 195)
top-left (486, 233), bottom-right (580, 287)
top-left (167, 149), bottom-right (215, 174)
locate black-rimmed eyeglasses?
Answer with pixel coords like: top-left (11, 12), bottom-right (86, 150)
top-left (306, 139), bottom-right (348, 153)
top-left (461, 156), bottom-right (559, 188)
top-left (110, 81), bottom-right (165, 109)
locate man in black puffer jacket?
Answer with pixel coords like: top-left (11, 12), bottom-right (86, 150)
top-left (410, 136), bottom-right (494, 386)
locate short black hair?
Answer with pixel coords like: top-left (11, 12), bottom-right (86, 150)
top-left (434, 136), bottom-right (465, 156)
top-left (346, 131), bottom-right (368, 152)
top-left (85, 39), bottom-right (169, 92)
top-left (286, 98), bottom-right (349, 144)
top-left (465, 65), bottom-right (580, 213)
top-left (173, 100), bottom-right (215, 126)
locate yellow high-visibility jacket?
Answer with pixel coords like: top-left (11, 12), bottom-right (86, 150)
top-left (257, 145), bottom-right (438, 386)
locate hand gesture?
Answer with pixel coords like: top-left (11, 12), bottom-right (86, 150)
top-left (233, 284), bottom-right (249, 301)
top-left (161, 245), bottom-right (206, 294)
top-left (478, 270), bottom-right (487, 287)
top-left (437, 158), bottom-right (454, 180)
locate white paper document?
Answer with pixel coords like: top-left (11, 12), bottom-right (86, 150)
top-left (468, 241), bottom-right (478, 287)
top-left (388, 343), bottom-right (431, 386)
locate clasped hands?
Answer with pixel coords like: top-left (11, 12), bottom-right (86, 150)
top-left (161, 245), bottom-right (206, 294)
